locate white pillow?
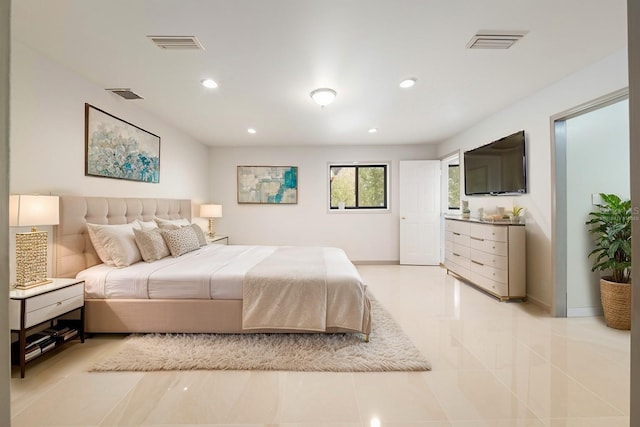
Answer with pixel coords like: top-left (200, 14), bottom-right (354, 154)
top-left (161, 226), bottom-right (200, 257)
top-left (190, 223), bottom-right (207, 246)
top-left (86, 222), bottom-right (142, 267)
top-left (133, 228), bottom-right (170, 262)
top-left (136, 219), bottom-right (159, 231)
top-left (155, 217), bottom-right (190, 230)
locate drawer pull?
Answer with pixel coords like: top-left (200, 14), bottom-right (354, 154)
top-left (56, 302), bottom-right (62, 306)
top-left (453, 232), bottom-right (461, 236)
top-left (453, 252), bottom-right (461, 257)
top-left (471, 260), bottom-right (484, 266)
top-left (470, 236), bottom-right (484, 241)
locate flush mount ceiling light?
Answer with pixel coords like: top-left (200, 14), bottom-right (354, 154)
top-left (310, 88), bottom-right (337, 107)
top-left (247, 128), bottom-right (257, 134)
top-left (368, 128), bottom-right (378, 134)
top-left (201, 79), bottom-right (218, 89)
top-left (399, 78), bottom-right (417, 88)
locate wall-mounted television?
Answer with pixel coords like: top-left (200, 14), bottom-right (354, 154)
top-left (464, 130), bottom-right (527, 196)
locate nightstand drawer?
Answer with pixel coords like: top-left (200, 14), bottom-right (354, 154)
top-left (10, 282), bottom-right (84, 329)
top-left (24, 294), bottom-right (84, 329)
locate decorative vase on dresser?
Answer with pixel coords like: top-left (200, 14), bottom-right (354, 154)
top-left (444, 217), bottom-right (526, 301)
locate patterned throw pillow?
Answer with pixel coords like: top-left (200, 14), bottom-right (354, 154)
top-left (133, 228), bottom-right (170, 262)
top-left (161, 226), bottom-right (201, 257)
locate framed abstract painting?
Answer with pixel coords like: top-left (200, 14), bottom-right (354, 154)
top-left (237, 166), bottom-right (298, 204)
top-left (85, 103), bottom-right (160, 183)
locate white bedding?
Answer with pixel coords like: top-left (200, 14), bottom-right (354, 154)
top-left (77, 244), bottom-right (364, 302)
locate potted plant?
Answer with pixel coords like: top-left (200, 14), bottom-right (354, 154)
top-left (586, 193), bottom-right (632, 330)
top-left (510, 204), bottom-right (524, 223)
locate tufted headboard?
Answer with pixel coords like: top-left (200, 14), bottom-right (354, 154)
top-left (55, 196), bottom-right (191, 278)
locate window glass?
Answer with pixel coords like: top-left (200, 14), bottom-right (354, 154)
top-left (330, 164), bottom-right (388, 210)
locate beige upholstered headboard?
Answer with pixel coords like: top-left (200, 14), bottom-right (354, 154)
top-left (55, 196), bottom-right (191, 278)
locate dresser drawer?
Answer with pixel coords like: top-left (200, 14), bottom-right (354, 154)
top-left (452, 243), bottom-right (470, 259)
top-left (445, 219), bottom-right (470, 235)
top-left (446, 250), bottom-right (470, 269)
top-left (473, 274), bottom-right (508, 297)
top-left (468, 223), bottom-right (508, 243)
top-left (469, 260), bottom-right (508, 284)
top-left (469, 249), bottom-right (508, 270)
top-left (469, 236), bottom-right (508, 257)
top-left (452, 232), bottom-right (470, 246)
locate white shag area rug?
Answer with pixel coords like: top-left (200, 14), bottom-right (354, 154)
top-left (89, 298), bottom-right (431, 372)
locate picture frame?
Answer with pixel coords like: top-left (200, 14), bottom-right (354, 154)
top-left (237, 166), bottom-right (298, 204)
top-left (85, 103), bottom-right (160, 183)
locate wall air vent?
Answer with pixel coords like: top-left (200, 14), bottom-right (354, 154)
top-left (466, 31), bottom-right (528, 49)
top-left (106, 88), bottom-right (143, 100)
top-left (147, 35), bottom-right (204, 50)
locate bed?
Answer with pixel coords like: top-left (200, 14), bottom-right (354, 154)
top-left (55, 196), bottom-right (372, 339)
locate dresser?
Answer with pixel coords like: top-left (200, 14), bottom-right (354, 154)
top-left (444, 217), bottom-right (526, 301)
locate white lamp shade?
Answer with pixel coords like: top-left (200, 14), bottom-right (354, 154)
top-left (9, 195), bottom-right (59, 227)
top-left (200, 204), bottom-right (223, 218)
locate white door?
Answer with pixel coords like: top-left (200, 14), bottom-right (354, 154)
top-left (399, 160), bottom-right (441, 265)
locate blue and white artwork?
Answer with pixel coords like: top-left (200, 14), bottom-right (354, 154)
top-left (85, 104), bottom-right (160, 183)
top-left (237, 166), bottom-right (298, 204)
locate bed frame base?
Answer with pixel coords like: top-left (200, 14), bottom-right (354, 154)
top-left (85, 298), bottom-right (369, 336)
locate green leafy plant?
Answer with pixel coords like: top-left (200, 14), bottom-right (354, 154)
top-left (586, 193), bottom-right (632, 283)
top-left (511, 205), bottom-right (524, 217)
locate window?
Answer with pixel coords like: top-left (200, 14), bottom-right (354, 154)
top-left (448, 164), bottom-right (460, 210)
top-left (329, 164), bottom-right (388, 210)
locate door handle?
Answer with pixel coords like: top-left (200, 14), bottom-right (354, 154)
top-left (401, 217), bottom-right (406, 220)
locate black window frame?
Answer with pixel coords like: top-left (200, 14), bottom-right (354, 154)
top-left (329, 163), bottom-right (389, 210)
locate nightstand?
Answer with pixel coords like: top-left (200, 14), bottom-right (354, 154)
top-left (206, 235), bottom-right (229, 245)
top-left (10, 278), bottom-right (85, 378)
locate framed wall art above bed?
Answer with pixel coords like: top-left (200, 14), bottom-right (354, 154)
top-left (237, 165), bottom-right (298, 204)
top-left (85, 103), bottom-right (161, 183)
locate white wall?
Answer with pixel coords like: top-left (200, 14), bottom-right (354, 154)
top-left (208, 144), bottom-right (437, 262)
top-left (9, 41), bottom-right (211, 279)
top-left (566, 99), bottom-right (629, 316)
top-left (437, 49), bottom-right (628, 310)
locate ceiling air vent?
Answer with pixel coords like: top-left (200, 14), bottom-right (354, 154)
top-left (466, 31), bottom-right (528, 49)
top-left (106, 88), bottom-right (143, 100)
top-left (147, 35), bottom-right (204, 50)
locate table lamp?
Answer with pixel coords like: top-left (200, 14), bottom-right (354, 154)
top-left (9, 195), bottom-right (60, 289)
top-left (199, 204), bottom-right (222, 238)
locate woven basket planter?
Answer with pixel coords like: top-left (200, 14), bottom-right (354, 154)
top-left (600, 278), bottom-right (631, 330)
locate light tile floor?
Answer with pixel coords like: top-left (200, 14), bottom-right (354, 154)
top-left (10, 265), bottom-right (631, 426)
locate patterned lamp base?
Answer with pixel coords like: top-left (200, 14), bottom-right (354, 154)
top-left (15, 230), bottom-right (52, 289)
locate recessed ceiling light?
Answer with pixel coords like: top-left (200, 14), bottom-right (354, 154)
top-left (399, 78), bottom-right (417, 88)
top-left (368, 128), bottom-right (378, 133)
top-left (201, 79), bottom-right (218, 89)
top-left (247, 128), bottom-right (257, 134)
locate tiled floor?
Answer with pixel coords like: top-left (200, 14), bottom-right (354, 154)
top-left (10, 265), bottom-right (631, 426)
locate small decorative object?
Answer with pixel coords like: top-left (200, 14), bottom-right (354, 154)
top-left (586, 193), bottom-right (631, 330)
top-left (237, 166), bottom-right (298, 204)
top-left (85, 103), bottom-right (160, 183)
top-left (200, 204), bottom-right (223, 238)
top-left (477, 207), bottom-right (484, 219)
top-left (9, 195), bottom-right (60, 289)
top-left (462, 200), bottom-right (470, 218)
top-left (510, 205), bottom-right (524, 223)
top-left (496, 206), bottom-right (506, 217)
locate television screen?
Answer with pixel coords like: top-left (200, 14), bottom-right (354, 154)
top-left (464, 130), bottom-right (527, 195)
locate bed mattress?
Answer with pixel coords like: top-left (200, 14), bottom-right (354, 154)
top-left (77, 244), bottom-right (364, 301)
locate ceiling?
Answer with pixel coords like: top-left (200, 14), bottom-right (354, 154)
top-left (11, 0), bottom-right (628, 147)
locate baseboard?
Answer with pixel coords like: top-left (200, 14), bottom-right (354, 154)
top-left (524, 294), bottom-right (551, 313)
top-left (352, 260), bottom-right (400, 265)
top-left (567, 306), bottom-right (603, 317)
